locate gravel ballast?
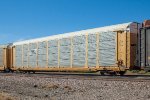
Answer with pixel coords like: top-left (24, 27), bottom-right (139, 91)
top-left (0, 74), bottom-right (150, 100)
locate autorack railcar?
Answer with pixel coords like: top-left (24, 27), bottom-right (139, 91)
top-left (5, 22), bottom-right (141, 75)
top-left (1, 20), bottom-right (150, 75)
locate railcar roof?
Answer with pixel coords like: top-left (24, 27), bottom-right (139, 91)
top-left (0, 45), bottom-right (7, 48)
top-left (13, 22), bottom-right (135, 45)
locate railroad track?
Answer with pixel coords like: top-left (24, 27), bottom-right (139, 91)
top-left (0, 72), bottom-right (150, 82)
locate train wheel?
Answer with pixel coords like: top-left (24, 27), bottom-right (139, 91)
top-left (27, 71), bottom-right (31, 74)
top-left (119, 71), bottom-right (126, 76)
top-left (10, 69), bottom-right (14, 73)
top-left (4, 68), bottom-right (10, 73)
top-left (32, 71), bottom-right (35, 74)
top-left (23, 71), bottom-right (27, 74)
top-left (109, 71), bottom-right (117, 76)
top-left (100, 71), bottom-right (105, 75)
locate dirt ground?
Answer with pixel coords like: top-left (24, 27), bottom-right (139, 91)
top-left (0, 73), bottom-right (150, 100)
top-left (0, 92), bottom-right (15, 100)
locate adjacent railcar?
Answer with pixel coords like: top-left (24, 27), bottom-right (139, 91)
top-left (138, 20), bottom-right (150, 71)
top-left (0, 45), bottom-right (8, 71)
top-left (9, 22), bottom-right (141, 75)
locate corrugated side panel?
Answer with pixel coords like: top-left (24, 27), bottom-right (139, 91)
top-left (99, 31), bottom-right (116, 66)
top-left (140, 29), bottom-right (145, 66)
top-left (59, 38), bottom-right (71, 67)
top-left (29, 43), bottom-right (37, 67)
top-left (0, 48), bottom-right (3, 66)
top-left (88, 34), bottom-right (97, 67)
top-left (73, 35), bottom-right (86, 67)
top-left (15, 45), bottom-right (22, 67)
top-left (38, 41), bottom-right (47, 67)
top-left (48, 40), bottom-right (58, 67)
top-left (23, 44), bottom-right (28, 67)
top-left (146, 29), bottom-right (150, 66)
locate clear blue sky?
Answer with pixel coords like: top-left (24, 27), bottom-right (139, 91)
top-left (0, 0), bottom-right (150, 44)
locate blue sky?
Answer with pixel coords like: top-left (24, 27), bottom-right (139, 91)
top-left (0, 0), bottom-right (150, 44)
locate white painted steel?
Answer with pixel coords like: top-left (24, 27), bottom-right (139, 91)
top-left (13, 22), bottom-right (134, 45)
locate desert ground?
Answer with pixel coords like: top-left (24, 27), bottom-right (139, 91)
top-left (0, 73), bottom-right (150, 100)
